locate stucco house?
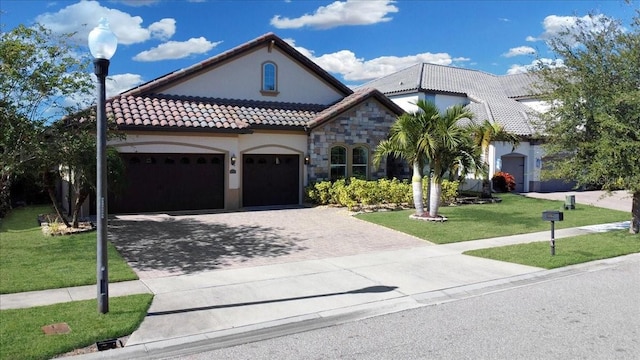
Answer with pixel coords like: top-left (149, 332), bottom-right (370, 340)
top-left (361, 63), bottom-right (574, 193)
top-left (83, 33), bottom-right (404, 214)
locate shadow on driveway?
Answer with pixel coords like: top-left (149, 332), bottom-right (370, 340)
top-left (108, 214), bottom-right (308, 278)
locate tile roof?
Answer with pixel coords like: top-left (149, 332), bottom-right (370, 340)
top-left (108, 95), bottom-right (327, 132)
top-left (307, 87), bottom-right (404, 129)
top-left (361, 63), bottom-right (541, 136)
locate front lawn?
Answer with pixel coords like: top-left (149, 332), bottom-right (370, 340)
top-left (0, 205), bottom-right (138, 294)
top-left (356, 193), bottom-right (629, 244)
top-left (0, 294), bottom-right (153, 360)
top-left (464, 230), bottom-right (640, 269)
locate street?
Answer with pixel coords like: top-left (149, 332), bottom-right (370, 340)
top-left (167, 255), bottom-right (639, 360)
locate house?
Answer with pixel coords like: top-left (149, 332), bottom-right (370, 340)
top-left (361, 63), bottom-right (574, 193)
top-left (85, 33), bottom-right (404, 214)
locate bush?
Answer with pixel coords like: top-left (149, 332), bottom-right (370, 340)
top-left (305, 177), bottom-right (458, 210)
top-left (492, 171), bottom-right (516, 192)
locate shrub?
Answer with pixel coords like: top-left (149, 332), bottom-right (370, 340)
top-left (304, 177), bottom-right (457, 210)
top-left (492, 171), bottom-right (516, 192)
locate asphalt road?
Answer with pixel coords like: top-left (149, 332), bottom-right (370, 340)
top-left (166, 255), bottom-right (640, 360)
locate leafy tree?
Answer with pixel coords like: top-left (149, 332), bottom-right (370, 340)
top-left (534, 11), bottom-right (640, 233)
top-left (469, 120), bottom-right (520, 198)
top-left (0, 23), bottom-right (93, 217)
top-left (374, 100), bottom-right (475, 218)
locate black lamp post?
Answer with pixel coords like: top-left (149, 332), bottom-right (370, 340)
top-left (88, 17), bottom-right (117, 314)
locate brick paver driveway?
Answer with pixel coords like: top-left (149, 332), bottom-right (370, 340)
top-left (108, 206), bottom-right (429, 279)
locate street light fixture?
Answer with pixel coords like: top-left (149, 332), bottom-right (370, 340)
top-left (88, 17), bottom-right (117, 314)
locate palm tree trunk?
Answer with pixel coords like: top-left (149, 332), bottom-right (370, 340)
top-left (412, 161), bottom-right (425, 216)
top-left (428, 177), bottom-right (441, 218)
top-left (631, 191), bottom-right (640, 234)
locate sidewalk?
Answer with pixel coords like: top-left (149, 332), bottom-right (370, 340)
top-left (0, 221), bottom-right (631, 359)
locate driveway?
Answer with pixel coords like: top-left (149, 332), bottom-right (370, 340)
top-left (108, 206), bottom-right (429, 279)
top-left (524, 190), bottom-right (632, 212)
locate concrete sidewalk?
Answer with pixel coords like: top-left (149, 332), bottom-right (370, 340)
top-left (0, 221), bottom-right (631, 360)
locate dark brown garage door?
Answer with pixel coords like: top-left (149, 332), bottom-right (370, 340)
top-left (110, 153), bottom-right (225, 213)
top-left (242, 154), bottom-right (299, 207)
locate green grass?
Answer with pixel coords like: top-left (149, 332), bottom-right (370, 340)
top-left (464, 230), bottom-right (640, 269)
top-left (0, 294), bottom-right (153, 360)
top-left (356, 193), bottom-right (629, 244)
top-left (0, 205), bottom-right (138, 294)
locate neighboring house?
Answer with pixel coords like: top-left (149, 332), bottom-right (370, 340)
top-left (361, 63), bottom-right (574, 193)
top-left (70, 33), bottom-right (404, 214)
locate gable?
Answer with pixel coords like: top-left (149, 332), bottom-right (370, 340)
top-left (159, 45), bottom-right (346, 105)
top-left (122, 33), bottom-right (351, 106)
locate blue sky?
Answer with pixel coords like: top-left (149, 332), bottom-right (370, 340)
top-left (2, 0), bottom-right (637, 97)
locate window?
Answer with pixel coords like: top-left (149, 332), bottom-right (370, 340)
top-left (352, 146), bottom-right (368, 179)
top-left (261, 62), bottom-right (278, 93)
top-left (330, 145), bottom-right (369, 181)
top-left (330, 146), bottom-right (347, 181)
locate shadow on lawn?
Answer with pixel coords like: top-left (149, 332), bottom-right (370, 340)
top-left (108, 214), bottom-right (308, 275)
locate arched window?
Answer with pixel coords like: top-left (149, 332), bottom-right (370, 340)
top-left (262, 62), bottom-right (277, 93)
top-left (330, 146), bottom-right (347, 181)
top-left (352, 146), bottom-right (368, 179)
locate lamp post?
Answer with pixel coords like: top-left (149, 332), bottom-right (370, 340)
top-left (88, 17), bottom-right (117, 314)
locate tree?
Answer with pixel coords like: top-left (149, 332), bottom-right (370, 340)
top-left (374, 100), bottom-right (475, 218)
top-left (373, 107), bottom-right (432, 216)
top-left (534, 11), bottom-right (640, 233)
top-left (469, 119), bottom-right (520, 198)
top-left (420, 102), bottom-right (475, 218)
top-left (0, 23), bottom-right (93, 217)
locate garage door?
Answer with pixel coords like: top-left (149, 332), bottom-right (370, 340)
top-left (110, 153), bottom-right (225, 213)
top-left (242, 154), bottom-right (299, 207)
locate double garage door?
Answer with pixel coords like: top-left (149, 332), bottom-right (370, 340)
top-left (110, 153), bottom-right (225, 213)
top-left (110, 153), bottom-right (300, 213)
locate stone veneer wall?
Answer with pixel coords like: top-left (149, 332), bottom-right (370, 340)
top-left (307, 99), bottom-right (397, 182)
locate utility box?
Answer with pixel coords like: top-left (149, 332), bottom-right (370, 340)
top-left (542, 210), bottom-right (564, 222)
top-left (564, 195), bottom-right (576, 210)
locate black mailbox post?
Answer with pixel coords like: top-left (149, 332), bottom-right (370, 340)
top-left (542, 210), bottom-right (564, 255)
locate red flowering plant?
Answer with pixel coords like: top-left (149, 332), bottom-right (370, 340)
top-left (491, 171), bottom-right (516, 192)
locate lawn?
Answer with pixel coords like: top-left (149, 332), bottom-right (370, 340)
top-left (0, 205), bottom-right (138, 294)
top-left (356, 193), bottom-right (629, 244)
top-left (0, 294), bottom-right (153, 360)
top-left (464, 230), bottom-right (640, 269)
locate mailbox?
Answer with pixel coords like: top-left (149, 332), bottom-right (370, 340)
top-left (542, 210), bottom-right (564, 222)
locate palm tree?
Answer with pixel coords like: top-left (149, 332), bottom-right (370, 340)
top-left (373, 106), bottom-right (436, 216)
top-left (374, 100), bottom-right (475, 218)
top-left (419, 102), bottom-right (475, 217)
top-left (470, 120), bottom-right (520, 198)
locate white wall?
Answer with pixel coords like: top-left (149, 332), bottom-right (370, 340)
top-left (518, 98), bottom-right (549, 113)
top-left (389, 94), bottom-right (420, 113)
top-left (160, 46), bottom-right (344, 105)
top-left (434, 93), bottom-right (469, 111)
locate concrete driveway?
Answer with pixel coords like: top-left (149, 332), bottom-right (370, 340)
top-left (108, 206), bottom-right (429, 279)
top-left (524, 190), bottom-right (632, 212)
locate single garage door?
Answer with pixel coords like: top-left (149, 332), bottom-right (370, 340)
top-left (501, 154), bottom-right (525, 193)
top-left (242, 154), bottom-right (299, 207)
top-left (110, 153), bottom-right (225, 213)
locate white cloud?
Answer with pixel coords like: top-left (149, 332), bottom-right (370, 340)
top-left (107, 73), bottom-right (145, 96)
top-left (133, 37), bottom-right (221, 61)
top-left (502, 46), bottom-right (536, 58)
top-left (149, 18), bottom-right (176, 40)
top-left (34, 0), bottom-right (174, 45)
top-left (285, 38), bottom-right (464, 82)
top-left (526, 14), bottom-right (610, 43)
top-left (115, 0), bottom-right (160, 6)
top-left (506, 58), bottom-right (565, 75)
top-left (271, 0), bottom-right (398, 29)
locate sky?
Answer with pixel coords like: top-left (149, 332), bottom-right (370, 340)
top-left (2, 0), bottom-right (638, 97)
